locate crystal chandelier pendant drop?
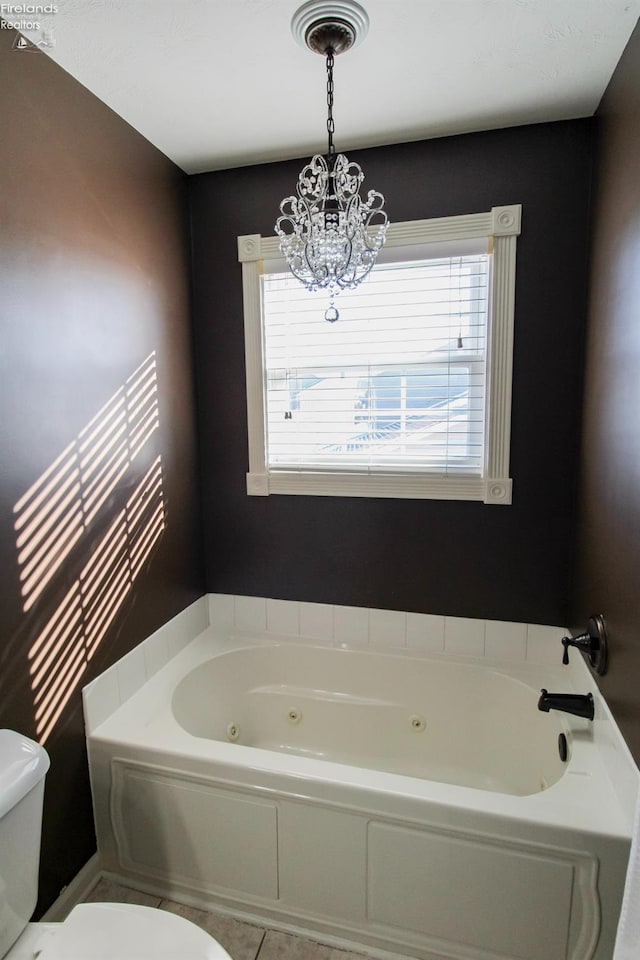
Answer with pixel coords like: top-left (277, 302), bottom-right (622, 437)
top-left (275, 1), bottom-right (389, 322)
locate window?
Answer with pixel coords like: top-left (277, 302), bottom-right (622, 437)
top-left (239, 205), bottom-right (520, 503)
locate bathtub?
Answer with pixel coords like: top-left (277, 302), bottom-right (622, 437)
top-left (87, 627), bottom-right (635, 960)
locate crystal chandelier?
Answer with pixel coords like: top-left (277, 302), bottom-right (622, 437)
top-left (275, 0), bottom-right (389, 322)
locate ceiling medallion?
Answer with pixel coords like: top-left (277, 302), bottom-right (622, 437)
top-left (275, 0), bottom-right (389, 322)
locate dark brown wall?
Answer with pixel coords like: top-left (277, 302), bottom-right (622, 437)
top-left (0, 31), bottom-right (203, 910)
top-left (572, 21), bottom-right (640, 761)
top-left (190, 120), bottom-right (593, 626)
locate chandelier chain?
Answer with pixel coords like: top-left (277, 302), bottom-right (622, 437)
top-left (326, 49), bottom-right (335, 158)
top-left (275, 8), bottom-right (389, 322)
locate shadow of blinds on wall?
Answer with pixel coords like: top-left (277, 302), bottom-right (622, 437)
top-left (11, 352), bottom-right (166, 744)
top-left (13, 353), bottom-right (160, 612)
top-left (28, 457), bottom-right (165, 743)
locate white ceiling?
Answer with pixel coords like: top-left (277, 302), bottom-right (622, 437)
top-left (24, 0), bottom-right (640, 174)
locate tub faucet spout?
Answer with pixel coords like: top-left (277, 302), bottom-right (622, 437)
top-left (538, 689), bottom-right (594, 721)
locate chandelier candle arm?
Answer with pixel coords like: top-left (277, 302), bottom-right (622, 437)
top-left (275, 0), bottom-right (389, 322)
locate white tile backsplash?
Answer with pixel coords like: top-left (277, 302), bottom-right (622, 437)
top-left (169, 596), bottom-right (209, 646)
top-left (485, 619), bottom-right (527, 661)
top-left (266, 598), bottom-right (300, 635)
top-left (369, 608), bottom-right (406, 648)
top-left (154, 597), bottom-right (209, 661)
top-left (208, 593), bottom-right (234, 632)
top-left (82, 597), bottom-right (208, 733)
top-left (234, 595), bottom-right (267, 633)
top-left (83, 666), bottom-right (120, 734)
top-left (143, 629), bottom-right (170, 679)
top-left (444, 616), bottom-right (486, 657)
top-left (406, 612), bottom-right (445, 653)
top-left (333, 605), bottom-right (369, 648)
top-left (299, 602), bottom-right (334, 641)
top-left (116, 646), bottom-right (146, 703)
top-left (167, 626), bottom-right (194, 660)
top-left (526, 623), bottom-right (565, 665)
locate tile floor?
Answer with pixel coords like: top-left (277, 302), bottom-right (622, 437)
top-left (83, 878), bottom-right (377, 960)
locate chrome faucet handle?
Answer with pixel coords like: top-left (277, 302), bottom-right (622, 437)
top-left (561, 614), bottom-right (608, 675)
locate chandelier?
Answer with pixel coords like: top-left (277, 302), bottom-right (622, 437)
top-left (275, 0), bottom-right (389, 322)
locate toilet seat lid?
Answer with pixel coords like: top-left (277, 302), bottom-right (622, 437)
top-left (35, 902), bottom-right (231, 959)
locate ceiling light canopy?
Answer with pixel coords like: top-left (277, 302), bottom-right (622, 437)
top-left (275, 0), bottom-right (389, 322)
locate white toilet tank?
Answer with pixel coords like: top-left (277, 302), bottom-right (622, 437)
top-left (0, 731), bottom-right (50, 958)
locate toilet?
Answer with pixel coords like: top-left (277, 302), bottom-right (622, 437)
top-left (0, 730), bottom-right (231, 959)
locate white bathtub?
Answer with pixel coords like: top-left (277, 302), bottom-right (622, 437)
top-left (87, 628), bottom-right (635, 960)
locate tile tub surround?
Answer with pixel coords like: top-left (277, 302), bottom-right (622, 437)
top-left (82, 592), bottom-right (586, 736)
top-left (82, 592), bottom-right (640, 815)
top-left (83, 596), bottom-right (210, 732)
top-left (210, 595), bottom-right (566, 662)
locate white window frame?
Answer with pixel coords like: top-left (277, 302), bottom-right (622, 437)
top-left (238, 204), bottom-right (520, 504)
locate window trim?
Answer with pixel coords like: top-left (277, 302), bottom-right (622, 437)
top-left (238, 205), bottom-right (520, 504)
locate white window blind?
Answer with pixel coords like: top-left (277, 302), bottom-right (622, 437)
top-left (262, 254), bottom-right (489, 475)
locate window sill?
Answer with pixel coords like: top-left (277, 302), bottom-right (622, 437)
top-left (247, 471), bottom-right (512, 504)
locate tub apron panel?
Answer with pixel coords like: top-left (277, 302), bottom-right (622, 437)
top-left (108, 757), bottom-right (601, 960)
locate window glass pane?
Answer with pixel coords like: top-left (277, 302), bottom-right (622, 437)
top-left (262, 255), bottom-right (488, 474)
